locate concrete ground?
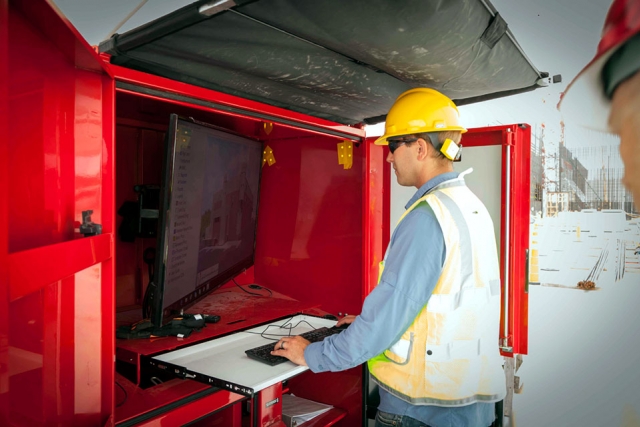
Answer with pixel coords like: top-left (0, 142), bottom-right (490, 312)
top-left (513, 212), bottom-right (640, 427)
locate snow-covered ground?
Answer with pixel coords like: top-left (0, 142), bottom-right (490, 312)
top-left (513, 211), bottom-right (640, 427)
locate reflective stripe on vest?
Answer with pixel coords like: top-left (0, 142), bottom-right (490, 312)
top-left (368, 176), bottom-right (506, 407)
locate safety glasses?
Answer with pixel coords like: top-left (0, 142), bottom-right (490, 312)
top-left (387, 137), bottom-right (419, 153)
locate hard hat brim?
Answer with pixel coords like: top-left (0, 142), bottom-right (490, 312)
top-left (374, 126), bottom-right (467, 146)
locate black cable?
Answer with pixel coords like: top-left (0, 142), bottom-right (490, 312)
top-left (231, 278), bottom-right (272, 297)
top-left (244, 317), bottom-right (317, 340)
top-left (115, 381), bottom-right (128, 407)
top-left (280, 319), bottom-right (316, 331)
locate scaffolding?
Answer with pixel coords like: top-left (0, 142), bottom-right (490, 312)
top-left (538, 124), bottom-right (637, 215)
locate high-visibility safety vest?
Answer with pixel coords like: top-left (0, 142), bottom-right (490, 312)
top-left (368, 175), bottom-right (506, 407)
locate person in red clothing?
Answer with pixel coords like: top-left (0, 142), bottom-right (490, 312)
top-left (560, 0), bottom-right (640, 205)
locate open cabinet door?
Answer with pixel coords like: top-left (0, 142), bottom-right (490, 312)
top-left (1, 0), bottom-right (9, 424)
top-left (459, 124), bottom-right (530, 358)
top-left (2, 1), bottom-right (115, 426)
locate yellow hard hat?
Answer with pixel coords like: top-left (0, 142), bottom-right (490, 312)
top-left (374, 88), bottom-right (467, 145)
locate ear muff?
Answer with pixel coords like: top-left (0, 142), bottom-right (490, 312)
top-left (440, 138), bottom-right (462, 161)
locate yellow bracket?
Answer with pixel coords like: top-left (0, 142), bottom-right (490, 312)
top-left (337, 140), bottom-right (353, 169)
top-left (262, 145), bottom-right (276, 167)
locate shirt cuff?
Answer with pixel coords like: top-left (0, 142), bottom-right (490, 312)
top-left (303, 342), bottom-right (327, 373)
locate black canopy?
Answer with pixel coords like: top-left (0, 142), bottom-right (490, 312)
top-left (100, 0), bottom-right (544, 125)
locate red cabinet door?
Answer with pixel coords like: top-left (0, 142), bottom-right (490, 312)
top-left (1, 1), bottom-right (115, 425)
top-left (455, 124), bottom-right (531, 356)
top-left (363, 137), bottom-right (389, 297)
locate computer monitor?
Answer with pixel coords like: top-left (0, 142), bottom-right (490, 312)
top-left (151, 114), bottom-right (263, 326)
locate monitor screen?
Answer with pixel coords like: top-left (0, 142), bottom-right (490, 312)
top-left (152, 115), bottom-right (263, 325)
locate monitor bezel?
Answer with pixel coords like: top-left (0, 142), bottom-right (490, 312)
top-left (151, 114), bottom-right (263, 326)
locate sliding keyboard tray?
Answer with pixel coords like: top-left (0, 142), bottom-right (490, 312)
top-left (148, 314), bottom-right (337, 397)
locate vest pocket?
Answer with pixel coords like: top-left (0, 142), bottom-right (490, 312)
top-left (384, 332), bottom-right (414, 365)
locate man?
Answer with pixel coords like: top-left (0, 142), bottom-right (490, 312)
top-left (272, 88), bottom-right (506, 427)
top-left (560, 0), bottom-right (640, 204)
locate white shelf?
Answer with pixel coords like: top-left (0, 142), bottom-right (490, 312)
top-left (151, 314), bottom-right (337, 396)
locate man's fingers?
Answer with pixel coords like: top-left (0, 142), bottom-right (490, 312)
top-left (273, 339), bottom-right (286, 352)
top-left (268, 336), bottom-right (310, 366)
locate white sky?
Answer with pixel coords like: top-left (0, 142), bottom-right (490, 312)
top-left (362, 0), bottom-right (622, 171)
top-left (457, 0), bottom-right (616, 151)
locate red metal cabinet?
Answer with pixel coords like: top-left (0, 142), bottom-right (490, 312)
top-left (3, 0), bottom-right (115, 425)
top-left (108, 66), bottom-right (369, 427)
top-left (0, 0), bottom-right (530, 426)
top-left (1, 0), bottom-right (9, 424)
top-left (461, 125), bottom-right (531, 356)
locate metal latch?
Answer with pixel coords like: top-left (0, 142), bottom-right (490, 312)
top-left (79, 210), bottom-right (102, 237)
top-left (499, 337), bottom-right (513, 353)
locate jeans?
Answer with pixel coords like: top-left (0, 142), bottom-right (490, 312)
top-left (375, 410), bottom-right (432, 427)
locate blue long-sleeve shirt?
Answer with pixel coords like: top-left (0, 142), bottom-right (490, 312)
top-left (304, 172), bottom-right (495, 427)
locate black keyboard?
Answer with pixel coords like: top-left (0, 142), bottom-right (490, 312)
top-left (245, 326), bottom-right (347, 366)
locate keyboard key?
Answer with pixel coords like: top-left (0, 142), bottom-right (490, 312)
top-left (245, 326), bottom-right (345, 366)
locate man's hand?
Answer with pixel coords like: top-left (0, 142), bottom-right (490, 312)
top-left (271, 336), bottom-right (310, 366)
top-left (336, 314), bottom-right (356, 327)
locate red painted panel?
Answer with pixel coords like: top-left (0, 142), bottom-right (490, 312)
top-left (74, 264), bottom-right (105, 423)
top-left (4, 1), bottom-right (115, 425)
top-left (115, 124), bottom-right (140, 307)
top-left (6, 264), bottom-right (111, 426)
top-left (464, 125), bottom-right (531, 356)
top-left (97, 73), bottom-right (117, 424)
top-left (115, 373), bottom-right (244, 426)
top-left (8, 6), bottom-right (108, 253)
top-left (508, 126), bottom-right (530, 355)
top-left (254, 136), bottom-right (364, 317)
top-left (133, 391), bottom-right (244, 427)
top-left (287, 368), bottom-right (362, 427)
top-left (463, 126), bottom-right (506, 147)
top-left (115, 285), bottom-right (314, 357)
top-left (364, 138), bottom-right (387, 296)
top-left (9, 234), bottom-right (112, 301)
top-left (189, 402), bottom-right (242, 427)
top-left (0, 1), bottom-right (9, 425)
top-left (11, 0), bottom-right (111, 76)
top-left (114, 123), bottom-right (165, 308)
top-left (106, 88), bottom-right (373, 423)
top-left (102, 258), bottom-right (116, 423)
top-left (382, 147), bottom-right (391, 254)
top-left (140, 128), bottom-right (165, 184)
top-left (8, 10), bottom-right (68, 252)
top-left (367, 133), bottom-right (387, 310)
top-left (75, 69), bottom-right (107, 225)
top-left (42, 277), bottom-right (73, 425)
top-left (254, 382), bottom-right (285, 427)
